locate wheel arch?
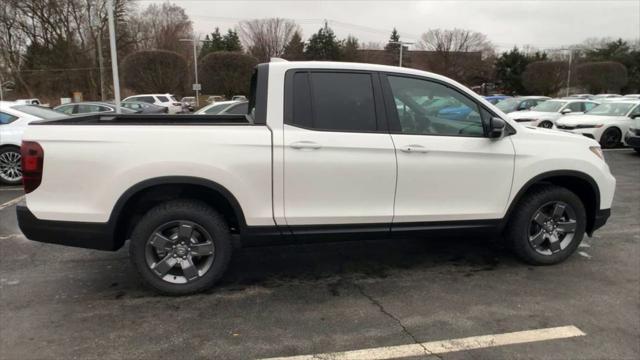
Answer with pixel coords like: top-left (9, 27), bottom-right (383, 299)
top-left (109, 176), bottom-right (247, 249)
top-left (504, 170), bottom-right (601, 236)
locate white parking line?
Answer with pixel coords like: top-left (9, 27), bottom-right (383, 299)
top-left (260, 326), bottom-right (585, 360)
top-left (0, 195), bottom-right (25, 211)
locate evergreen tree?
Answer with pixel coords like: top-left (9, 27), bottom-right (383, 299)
top-left (495, 47), bottom-right (547, 95)
top-left (384, 28), bottom-right (408, 66)
top-left (283, 31), bottom-right (305, 60)
top-left (304, 23), bottom-right (342, 61)
top-left (223, 29), bottom-right (243, 52)
top-left (199, 28), bottom-right (226, 58)
top-left (384, 28), bottom-right (401, 52)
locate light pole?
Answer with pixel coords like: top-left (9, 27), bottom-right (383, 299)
top-left (107, 0), bottom-right (121, 113)
top-left (558, 48), bottom-right (573, 97)
top-left (179, 37), bottom-right (200, 108)
top-left (388, 41), bottom-right (414, 67)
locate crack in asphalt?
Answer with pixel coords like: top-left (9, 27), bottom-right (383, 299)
top-left (353, 282), bottom-right (444, 360)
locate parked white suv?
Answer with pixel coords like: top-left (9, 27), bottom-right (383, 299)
top-left (17, 61), bottom-right (615, 295)
top-left (123, 93), bottom-right (183, 114)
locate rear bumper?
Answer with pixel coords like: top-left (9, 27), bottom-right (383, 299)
top-left (16, 203), bottom-right (120, 251)
top-left (589, 208), bottom-right (611, 236)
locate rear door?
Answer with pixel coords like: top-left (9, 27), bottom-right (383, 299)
top-left (382, 74), bottom-right (515, 226)
top-left (282, 70), bottom-right (396, 230)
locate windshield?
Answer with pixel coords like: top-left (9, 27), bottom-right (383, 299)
top-left (531, 101), bottom-right (566, 112)
top-left (496, 98), bottom-right (519, 112)
top-left (202, 103), bottom-right (231, 115)
top-left (586, 102), bottom-right (636, 116)
top-left (11, 105), bottom-right (67, 119)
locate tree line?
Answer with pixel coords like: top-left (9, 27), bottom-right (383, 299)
top-left (1, 0), bottom-right (638, 102)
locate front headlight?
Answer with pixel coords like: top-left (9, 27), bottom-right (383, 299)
top-left (590, 146), bottom-right (605, 161)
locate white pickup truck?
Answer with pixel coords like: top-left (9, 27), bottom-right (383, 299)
top-left (17, 61), bottom-right (615, 295)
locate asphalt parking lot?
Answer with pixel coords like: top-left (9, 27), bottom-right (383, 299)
top-left (0, 149), bottom-right (638, 360)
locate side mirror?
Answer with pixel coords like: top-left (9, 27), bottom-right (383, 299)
top-left (489, 117), bottom-right (506, 139)
top-left (561, 108), bottom-right (572, 114)
top-left (631, 114), bottom-right (640, 119)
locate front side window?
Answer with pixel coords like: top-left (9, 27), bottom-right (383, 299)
top-left (387, 75), bottom-right (485, 137)
top-left (0, 111), bottom-right (18, 124)
top-left (156, 96), bottom-right (169, 103)
top-left (532, 101), bottom-right (566, 113)
top-left (290, 72), bottom-right (377, 132)
top-left (584, 102), bottom-right (598, 111)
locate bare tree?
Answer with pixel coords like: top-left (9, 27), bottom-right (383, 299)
top-left (417, 28), bottom-right (495, 83)
top-left (238, 18), bottom-right (300, 62)
top-left (129, 2), bottom-right (193, 58)
top-left (418, 28), bottom-right (494, 55)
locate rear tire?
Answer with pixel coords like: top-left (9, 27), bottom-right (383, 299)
top-left (129, 200), bottom-right (232, 295)
top-left (600, 127), bottom-right (621, 149)
top-left (505, 185), bottom-right (586, 265)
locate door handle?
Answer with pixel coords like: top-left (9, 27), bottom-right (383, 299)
top-left (399, 145), bottom-right (429, 153)
top-left (289, 141), bottom-right (322, 150)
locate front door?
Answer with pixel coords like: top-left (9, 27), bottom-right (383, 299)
top-left (382, 74), bottom-right (515, 225)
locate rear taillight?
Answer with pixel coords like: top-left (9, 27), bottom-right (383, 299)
top-left (21, 141), bottom-right (44, 194)
top-left (173, 102), bottom-right (181, 106)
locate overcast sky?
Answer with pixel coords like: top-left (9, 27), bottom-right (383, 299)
top-left (138, 0), bottom-right (640, 51)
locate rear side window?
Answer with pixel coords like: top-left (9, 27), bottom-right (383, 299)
top-left (225, 103), bottom-right (248, 115)
top-left (0, 111), bottom-right (18, 124)
top-left (290, 72), bottom-right (377, 132)
top-left (133, 96), bottom-right (155, 104)
top-left (567, 102), bottom-right (583, 112)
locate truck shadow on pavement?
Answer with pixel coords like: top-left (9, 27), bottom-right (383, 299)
top-left (104, 235), bottom-right (522, 299)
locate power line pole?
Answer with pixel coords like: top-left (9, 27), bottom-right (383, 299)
top-left (107, 0), bottom-right (121, 113)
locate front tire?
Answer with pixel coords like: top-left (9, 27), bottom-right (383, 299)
top-left (0, 147), bottom-right (22, 185)
top-left (538, 121), bottom-right (553, 129)
top-left (600, 127), bottom-right (621, 149)
top-left (505, 185), bottom-right (586, 265)
top-left (129, 200), bottom-right (232, 295)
